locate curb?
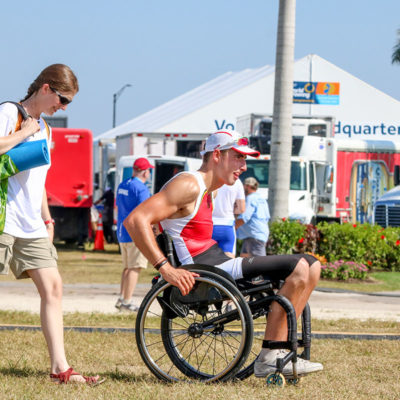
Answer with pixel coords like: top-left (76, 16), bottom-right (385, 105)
top-left (0, 324), bottom-right (399, 341)
top-left (315, 287), bottom-right (400, 298)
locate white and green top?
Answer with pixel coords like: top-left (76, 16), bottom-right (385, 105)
top-left (0, 103), bottom-right (51, 238)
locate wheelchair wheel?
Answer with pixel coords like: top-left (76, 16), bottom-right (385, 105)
top-left (136, 272), bottom-right (253, 383)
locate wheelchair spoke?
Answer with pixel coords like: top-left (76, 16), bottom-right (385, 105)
top-left (136, 275), bottom-right (253, 383)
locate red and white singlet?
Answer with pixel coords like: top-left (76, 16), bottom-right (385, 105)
top-left (160, 171), bottom-right (217, 265)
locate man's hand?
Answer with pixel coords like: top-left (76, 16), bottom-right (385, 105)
top-left (159, 263), bottom-right (200, 296)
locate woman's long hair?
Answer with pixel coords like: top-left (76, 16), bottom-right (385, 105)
top-left (21, 64), bottom-right (79, 102)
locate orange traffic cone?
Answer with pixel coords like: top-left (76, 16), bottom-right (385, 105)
top-left (93, 212), bottom-right (105, 251)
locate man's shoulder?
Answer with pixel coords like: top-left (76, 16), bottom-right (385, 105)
top-left (163, 172), bottom-right (201, 202)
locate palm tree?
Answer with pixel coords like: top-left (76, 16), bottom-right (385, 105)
top-left (392, 29), bottom-right (400, 64)
top-left (268, 0), bottom-right (296, 221)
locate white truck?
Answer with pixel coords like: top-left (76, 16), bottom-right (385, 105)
top-left (236, 113), bottom-right (337, 223)
top-left (115, 154), bottom-right (202, 195)
top-left (115, 131), bottom-right (211, 162)
top-left (237, 113), bottom-right (400, 224)
top-left (241, 137), bottom-right (337, 224)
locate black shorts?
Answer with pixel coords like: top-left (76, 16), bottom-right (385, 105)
top-left (192, 244), bottom-right (231, 266)
top-left (241, 253), bottom-right (318, 281)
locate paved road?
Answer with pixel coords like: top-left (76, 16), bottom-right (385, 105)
top-left (1, 281), bottom-right (399, 321)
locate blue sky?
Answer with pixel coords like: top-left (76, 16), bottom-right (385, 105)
top-left (1, 0), bottom-right (399, 137)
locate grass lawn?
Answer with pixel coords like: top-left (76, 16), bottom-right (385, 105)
top-left (49, 245), bottom-right (400, 292)
top-left (1, 244), bottom-right (399, 293)
top-left (0, 328), bottom-right (398, 400)
top-left (0, 243), bottom-right (157, 285)
top-left (0, 246), bottom-right (399, 398)
top-left (318, 271), bottom-right (400, 292)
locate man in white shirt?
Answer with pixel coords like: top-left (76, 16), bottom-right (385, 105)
top-left (212, 178), bottom-right (245, 257)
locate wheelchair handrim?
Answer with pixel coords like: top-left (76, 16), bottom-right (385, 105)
top-left (137, 276), bottom-right (251, 383)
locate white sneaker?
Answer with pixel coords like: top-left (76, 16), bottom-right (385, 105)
top-left (120, 302), bottom-right (139, 312)
top-left (254, 350), bottom-right (323, 378)
top-left (115, 298), bottom-right (123, 310)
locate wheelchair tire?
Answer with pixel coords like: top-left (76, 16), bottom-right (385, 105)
top-left (135, 271), bottom-right (253, 383)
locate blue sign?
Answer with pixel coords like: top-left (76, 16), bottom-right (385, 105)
top-left (293, 81), bottom-right (340, 105)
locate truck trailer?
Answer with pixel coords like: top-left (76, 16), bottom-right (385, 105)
top-left (46, 128), bottom-right (93, 244)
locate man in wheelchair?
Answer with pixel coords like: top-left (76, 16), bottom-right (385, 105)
top-left (123, 129), bottom-right (323, 379)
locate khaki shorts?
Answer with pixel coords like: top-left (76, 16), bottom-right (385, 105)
top-left (120, 241), bottom-right (148, 269)
top-left (0, 232), bottom-right (58, 279)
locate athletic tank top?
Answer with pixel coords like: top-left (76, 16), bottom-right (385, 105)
top-left (160, 171), bottom-right (217, 265)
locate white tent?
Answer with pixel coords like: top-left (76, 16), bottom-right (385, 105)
top-left (96, 54), bottom-right (400, 142)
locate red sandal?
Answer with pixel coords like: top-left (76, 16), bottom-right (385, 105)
top-left (50, 367), bottom-right (105, 386)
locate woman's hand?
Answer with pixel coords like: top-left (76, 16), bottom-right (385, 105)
top-left (46, 223), bottom-right (54, 242)
top-left (20, 117), bottom-right (40, 139)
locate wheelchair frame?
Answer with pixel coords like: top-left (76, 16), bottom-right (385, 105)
top-left (135, 233), bottom-right (312, 386)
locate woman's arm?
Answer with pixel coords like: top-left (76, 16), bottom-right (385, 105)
top-left (41, 189), bottom-right (54, 242)
top-left (0, 117), bottom-right (40, 155)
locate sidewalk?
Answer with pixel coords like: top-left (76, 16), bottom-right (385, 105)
top-left (1, 281), bottom-right (400, 321)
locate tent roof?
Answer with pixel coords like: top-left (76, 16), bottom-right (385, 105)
top-left (96, 63), bottom-right (275, 140)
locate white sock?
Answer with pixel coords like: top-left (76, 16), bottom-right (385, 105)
top-left (122, 298), bottom-right (132, 305)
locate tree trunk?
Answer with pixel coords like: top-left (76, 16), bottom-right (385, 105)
top-left (268, 0), bottom-right (296, 221)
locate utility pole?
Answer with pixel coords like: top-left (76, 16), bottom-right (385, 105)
top-left (112, 84), bottom-right (132, 128)
top-left (268, 0), bottom-right (296, 221)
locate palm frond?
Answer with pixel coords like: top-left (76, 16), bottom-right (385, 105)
top-left (392, 28), bottom-right (400, 64)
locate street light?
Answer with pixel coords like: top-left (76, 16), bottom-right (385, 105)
top-left (112, 83), bottom-right (132, 128)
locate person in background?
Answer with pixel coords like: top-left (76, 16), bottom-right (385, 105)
top-left (0, 64), bottom-right (103, 385)
top-left (115, 157), bottom-right (154, 312)
top-left (94, 187), bottom-right (115, 244)
top-left (212, 179), bottom-right (245, 257)
top-left (236, 177), bottom-right (270, 257)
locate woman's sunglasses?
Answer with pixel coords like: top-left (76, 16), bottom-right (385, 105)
top-left (50, 87), bottom-right (72, 105)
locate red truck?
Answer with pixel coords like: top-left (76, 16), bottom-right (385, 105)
top-left (46, 128), bottom-right (93, 244)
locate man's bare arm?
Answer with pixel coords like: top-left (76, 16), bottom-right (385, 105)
top-left (234, 199), bottom-right (245, 215)
top-left (123, 174), bottom-right (200, 295)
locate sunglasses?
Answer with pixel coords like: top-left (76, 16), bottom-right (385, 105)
top-left (50, 87), bottom-right (72, 105)
top-left (236, 137), bottom-right (249, 146)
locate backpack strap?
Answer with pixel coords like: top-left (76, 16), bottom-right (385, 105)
top-left (42, 118), bottom-right (51, 139)
top-left (0, 101), bottom-right (50, 139)
top-left (0, 101), bottom-right (29, 133)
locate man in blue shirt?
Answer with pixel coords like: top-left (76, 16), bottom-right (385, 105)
top-left (236, 177), bottom-right (270, 257)
top-left (115, 157), bottom-right (154, 311)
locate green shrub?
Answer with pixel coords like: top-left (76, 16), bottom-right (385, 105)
top-left (266, 220), bottom-right (400, 273)
top-left (317, 222), bottom-right (400, 272)
top-left (266, 219), bottom-right (306, 254)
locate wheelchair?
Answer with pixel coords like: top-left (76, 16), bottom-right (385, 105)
top-left (135, 233), bottom-right (312, 386)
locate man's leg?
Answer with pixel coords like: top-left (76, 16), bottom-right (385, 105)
top-left (119, 242), bottom-right (147, 312)
top-left (121, 267), bottom-right (140, 302)
top-left (255, 258), bottom-right (322, 377)
top-left (264, 257), bottom-right (315, 341)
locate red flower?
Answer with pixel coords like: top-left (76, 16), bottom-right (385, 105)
top-left (396, 240), bottom-right (400, 246)
top-left (367, 260), bottom-right (372, 266)
top-left (298, 237), bottom-right (304, 244)
top-left (282, 217), bottom-right (286, 221)
top-left (381, 235), bottom-right (385, 240)
top-left (353, 224), bottom-right (357, 228)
